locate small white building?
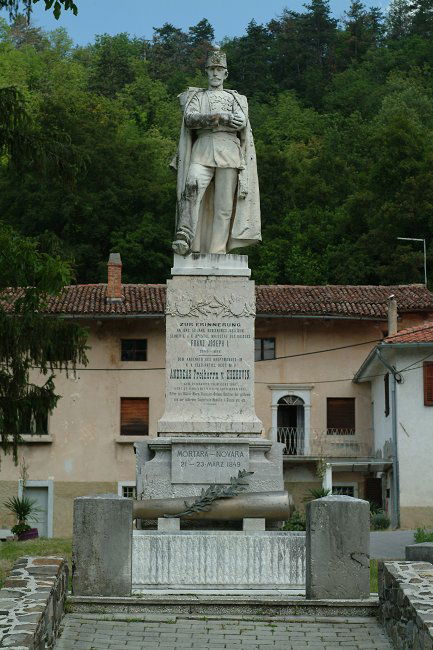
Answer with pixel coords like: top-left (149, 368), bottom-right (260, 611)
top-left (354, 319), bottom-right (433, 528)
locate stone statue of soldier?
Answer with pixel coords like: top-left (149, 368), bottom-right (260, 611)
top-left (171, 50), bottom-right (261, 256)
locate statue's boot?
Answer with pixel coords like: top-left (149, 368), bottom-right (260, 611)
top-left (172, 239), bottom-right (190, 256)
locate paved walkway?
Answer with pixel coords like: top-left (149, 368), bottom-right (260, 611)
top-left (55, 614), bottom-right (393, 649)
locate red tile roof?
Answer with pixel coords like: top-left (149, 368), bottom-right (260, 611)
top-left (1, 283), bottom-right (433, 320)
top-left (384, 321), bottom-right (433, 344)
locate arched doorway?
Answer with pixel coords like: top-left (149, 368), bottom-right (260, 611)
top-left (277, 395), bottom-right (305, 455)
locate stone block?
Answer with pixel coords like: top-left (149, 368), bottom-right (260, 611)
top-left (72, 494), bottom-right (132, 597)
top-left (158, 271), bottom-right (262, 436)
top-left (243, 518), bottom-right (265, 531)
top-left (137, 436), bottom-right (284, 502)
top-left (306, 495), bottom-right (370, 599)
top-left (158, 518), bottom-right (180, 531)
top-left (406, 543), bottom-right (433, 564)
top-left (132, 530), bottom-right (305, 589)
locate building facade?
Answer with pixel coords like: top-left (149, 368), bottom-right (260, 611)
top-left (354, 321), bottom-right (433, 529)
top-left (1, 258), bottom-right (432, 535)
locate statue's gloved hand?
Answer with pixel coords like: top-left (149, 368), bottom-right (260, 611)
top-left (229, 113), bottom-right (245, 129)
top-left (218, 112), bottom-right (245, 129)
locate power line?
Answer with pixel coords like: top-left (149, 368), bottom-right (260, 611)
top-left (254, 351), bottom-right (433, 385)
top-left (13, 320), bottom-right (433, 372)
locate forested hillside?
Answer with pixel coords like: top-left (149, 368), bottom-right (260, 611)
top-left (0, 2), bottom-right (432, 286)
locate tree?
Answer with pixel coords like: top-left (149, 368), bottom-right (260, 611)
top-left (0, 223), bottom-right (88, 462)
top-left (0, 0), bottom-right (77, 24)
top-left (88, 33), bottom-right (146, 98)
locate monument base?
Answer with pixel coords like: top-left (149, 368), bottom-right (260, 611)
top-left (135, 437), bottom-right (285, 501)
top-left (132, 530), bottom-right (305, 590)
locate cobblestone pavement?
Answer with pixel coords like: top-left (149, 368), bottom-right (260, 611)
top-left (55, 614), bottom-right (393, 649)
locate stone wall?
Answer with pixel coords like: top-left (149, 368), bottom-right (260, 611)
top-left (0, 556), bottom-right (68, 649)
top-left (379, 560), bottom-right (433, 650)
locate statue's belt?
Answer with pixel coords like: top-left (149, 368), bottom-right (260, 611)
top-left (195, 129), bottom-right (240, 139)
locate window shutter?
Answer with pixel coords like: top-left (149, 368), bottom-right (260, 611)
top-left (384, 373), bottom-right (390, 417)
top-left (327, 398), bottom-right (355, 433)
top-left (424, 362), bottom-right (433, 406)
top-left (120, 398), bottom-right (149, 435)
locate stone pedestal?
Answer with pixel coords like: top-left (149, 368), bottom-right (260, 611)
top-left (306, 495), bottom-right (370, 600)
top-left (158, 253), bottom-right (261, 436)
top-left (136, 253), bottom-right (284, 517)
top-left (136, 436), bottom-right (284, 500)
top-left (72, 494), bottom-right (132, 597)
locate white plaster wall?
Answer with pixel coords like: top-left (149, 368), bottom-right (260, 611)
top-left (395, 348), bottom-right (433, 508)
top-left (370, 357), bottom-right (394, 457)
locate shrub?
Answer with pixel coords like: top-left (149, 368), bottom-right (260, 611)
top-left (283, 510), bottom-right (306, 531)
top-left (11, 522), bottom-right (31, 536)
top-left (303, 487), bottom-right (331, 502)
top-left (370, 511), bottom-right (390, 530)
top-left (3, 495), bottom-right (40, 527)
top-left (414, 527), bottom-right (433, 543)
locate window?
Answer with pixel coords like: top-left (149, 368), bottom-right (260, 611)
top-left (424, 362), bottom-right (433, 406)
top-left (121, 339), bottom-right (147, 361)
top-left (120, 398), bottom-right (149, 435)
top-left (122, 485), bottom-right (136, 499)
top-left (117, 481), bottom-right (136, 498)
top-left (332, 484), bottom-right (357, 497)
top-left (19, 409), bottom-right (48, 435)
top-left (255, 338), bottom-right (275, 361)
top-left (326, 398), bottom-right (355, 434)
top-left (384, 373), bottom-right (390, 417)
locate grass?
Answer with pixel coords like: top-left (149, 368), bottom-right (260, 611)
top-left (414, 528), bottom-right (433, 543)
top-left (0, 538), bottom-right (71, 589)
top-left (370, 559), bottom-right (378, 593)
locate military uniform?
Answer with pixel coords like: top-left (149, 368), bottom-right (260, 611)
top-left (172, 50), bottom-right (261, 255)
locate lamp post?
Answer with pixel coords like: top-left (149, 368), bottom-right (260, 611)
top-left (397, 237), bottom-right (427, 286)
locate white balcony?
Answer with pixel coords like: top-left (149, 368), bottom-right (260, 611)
top-left (272, 427), bottom-right (373, 458)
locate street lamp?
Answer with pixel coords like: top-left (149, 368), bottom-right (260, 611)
top-left (397, 237), bottom-right (427, 286)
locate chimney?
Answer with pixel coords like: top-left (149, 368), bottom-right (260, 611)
top-left (107, 252), bottom-right (122, 303)
top-left (387, 295), bottom-right (398, 337)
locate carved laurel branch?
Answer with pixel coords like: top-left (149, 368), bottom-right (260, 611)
top-left (166, 293), bottom-right (255, 318)
top-left (164, 469), bottom-right (254, 519)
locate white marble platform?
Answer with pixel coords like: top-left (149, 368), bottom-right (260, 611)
top-left (132, 530), bottom-right (305, 590)
top-left (171, 253), bottom-right (251, 276)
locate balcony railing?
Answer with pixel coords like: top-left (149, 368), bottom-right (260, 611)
top-left (272, 427), bottom-right (372, 458)
top-left (275, 427), bottom-right (305, 455)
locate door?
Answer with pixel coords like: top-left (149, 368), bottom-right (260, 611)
top-left (23, 486), bottom-right (48, 537)
top-left (277, 395), bottom-right (305, 454)
top-left (365, 477), bottom-right (383, 510)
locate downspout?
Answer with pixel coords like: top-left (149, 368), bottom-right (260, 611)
top-left (375, 347), bottom-right (401, 528)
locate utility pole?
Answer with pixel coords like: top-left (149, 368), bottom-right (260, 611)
top-left (397, 237), bottom-right (427, 286)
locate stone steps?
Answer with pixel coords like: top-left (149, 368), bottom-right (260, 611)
top-left (68, 591), bottom-right (379, 618)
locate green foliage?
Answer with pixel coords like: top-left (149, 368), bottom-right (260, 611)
top-left (10, 521), bottom-right (31, 535)
top-left (165, 470), bottom-right (254, 519)
top-left (414, 527), bottom-right (433, 542)
top-left (0, 6), bottom-right (432, 288)
top-left (370, 511), bottom-right (391, 530)
top-left (0, 223), bottom-right (88, 462)
top-left (303, 487), bottom-right (332, 502)
top-left (3, 495), bottom-right (40, 524)
top-left (370, 559), bottom-right (378, 593)
top-left (282, 510), bottom-right (306, 531)
top-left (0, 0), bottom-right (77, 23)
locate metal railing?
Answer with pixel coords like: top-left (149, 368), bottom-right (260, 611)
top-left (272, 427), bottom-right (373, 458)
top-left (275, 427), bottom-right (305, 455)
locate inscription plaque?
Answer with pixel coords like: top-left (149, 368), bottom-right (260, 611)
top-left (172, 442), bottom-right (249, 484)
top-left (158, 273), bottom-right (262, 434)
